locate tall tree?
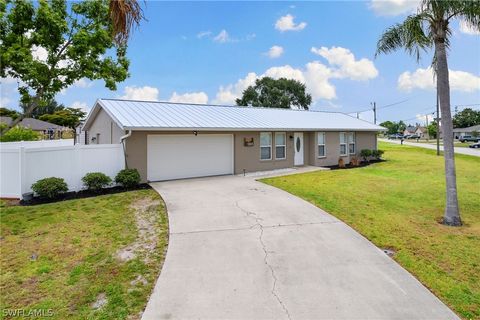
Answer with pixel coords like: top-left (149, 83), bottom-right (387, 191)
top-left (236, 77), bottom-right (312, 110)
top-left (0, 0), bottom-right (136, 134)
top-left (39, 107), bottom-right (86, 129)
top-left (453, 108), bottom-right (480, 128)
top-left (376, 0), bottom-right (480, 226)
top-left (20, 99), bottom-right (65, 119)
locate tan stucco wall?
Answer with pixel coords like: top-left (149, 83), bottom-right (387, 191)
top-left (308, 131), bottom-right (377, 167)
top-left (86, 109), bottom-right (124, 144)
top-left (126, 130), bottom-right (378, 182)
top-left (126, 131), bottom-right (297, 182)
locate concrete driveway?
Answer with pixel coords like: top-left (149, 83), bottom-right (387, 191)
top-left (143, 175), bottom-right (458, 320)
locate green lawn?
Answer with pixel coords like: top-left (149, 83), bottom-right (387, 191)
top-left (0, 189), bottom-right (168, 320)
top-left (262, 142), bottom-right (480, 319)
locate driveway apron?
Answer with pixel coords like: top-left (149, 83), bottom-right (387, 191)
top-left (142, 175), bottom-right (458, 320)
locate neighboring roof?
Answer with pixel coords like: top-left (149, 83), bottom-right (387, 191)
top-left (0, 116), bottom-right (13, 126)
top-left (452, 124), bottom-right (480, 132)
top-left (0, 116), bottom-right (66, 131)
top-left (415, 126), bottom-right (427, 133)
top-left (83, 99), bottom-right (385, 132)
top-left (404, 126), bottom-right (416, 133)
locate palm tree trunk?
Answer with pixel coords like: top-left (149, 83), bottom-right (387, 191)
top-left (435, 39), bottom-right (461, 226)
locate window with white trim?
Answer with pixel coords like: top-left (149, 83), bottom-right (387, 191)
top-left (260, 132), bottom-right (272, 160)
top-left (348, 132), bottom-right (356, 154)
top-left (317, 132), bottom-right (326, 158)
top-left (275, 132), bottom-right (286, 159)
top-left (339, 132), bottom-right (347, 156)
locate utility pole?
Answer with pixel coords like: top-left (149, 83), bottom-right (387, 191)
top-left (436, 92), bottom-right (440, 156)
top-left (371, 102), bottom-right (377, 124)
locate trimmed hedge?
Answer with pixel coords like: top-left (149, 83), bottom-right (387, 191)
top-left (82, 172), bottom-right (112, 192)
top-left (31, 177), bottom-right (68, 199)
top-left (115, 169), bottom-right (140, 189)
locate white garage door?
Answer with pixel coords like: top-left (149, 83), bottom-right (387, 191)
top-left (147, 134), bottom-right (234, 181)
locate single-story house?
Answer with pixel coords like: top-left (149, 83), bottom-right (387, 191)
top-left (0, 116), bottom-right (68, 139)
top-left (82, 99), bottom-right (385, 182)
top-left (415, 126), bottom-right (429, 139)
top-left (403, 125), bottom-right (416, 136)
top-left (453, 124), bottom-right (480, 139)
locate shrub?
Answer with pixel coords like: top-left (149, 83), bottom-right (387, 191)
top-left (338, 157), bottom-right (346, 168)
top-left (115, 168), bottom-right (141, 189)
top-left (31, 177), bottom-right (68, 199)
top-left (372, 149), bottom-right (385, 160)
top-left (360, 149), bottom-right (372, 162)
top-left (82, 172), bottom-right (112, 192)
top-left (0, 126), bottom-right (40, 142)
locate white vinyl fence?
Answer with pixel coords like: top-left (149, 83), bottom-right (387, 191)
top-left (0, 144), bottom-right (125, 199)
top-left (0, 139), bottom-right (74, 148)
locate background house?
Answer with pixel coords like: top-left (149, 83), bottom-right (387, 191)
top-left (453, 124), bottom-right (480, 139)
top-left (0, 116), bottom-right (69, 139)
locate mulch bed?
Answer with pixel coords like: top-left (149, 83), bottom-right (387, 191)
top-left (325, 159), bottom-right (386, 170)
top-left (19, 184), bottom-right (152, 206)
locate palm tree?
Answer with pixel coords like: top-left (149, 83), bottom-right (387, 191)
top-left (109, 0), bottom-right (144, 45)
top-left (376, 0), bottom-right (480, 226)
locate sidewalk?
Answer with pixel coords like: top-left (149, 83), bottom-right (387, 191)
top-left (380, 139), bottom-right (480, 157)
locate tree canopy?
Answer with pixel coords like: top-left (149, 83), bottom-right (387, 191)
top-left (0, 0), bottom-right (131, 132)
top-left (39, 107), bottom-right (86, 129)
top-left (379, 120), bottom-right (406, 135)
top-left (452, 108), bottom-right (480, 128)
top-left (236, 77), bottom-right (312, 110)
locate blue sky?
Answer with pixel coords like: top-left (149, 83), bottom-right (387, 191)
top-left (2, 0), bottom-right (479, 125)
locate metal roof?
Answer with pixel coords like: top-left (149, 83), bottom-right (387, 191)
top-left (84, 98), bottom-right (385, 132)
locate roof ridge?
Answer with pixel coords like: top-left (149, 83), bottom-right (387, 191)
top-left (98, 98), bottom-right (347, 115)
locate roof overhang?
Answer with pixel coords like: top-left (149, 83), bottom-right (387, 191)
top-left (123, 126), bottom-right (386, 132)
top-left (82, 99), bottom-right (125, 131)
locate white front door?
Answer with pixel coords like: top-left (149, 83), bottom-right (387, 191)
top-left (294, 132), bottom-right (304, 166)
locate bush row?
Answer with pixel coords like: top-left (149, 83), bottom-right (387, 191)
top-left (360, 149), bottom-right (384, 161)
top-left (31, 168), bottom-right (141, 199)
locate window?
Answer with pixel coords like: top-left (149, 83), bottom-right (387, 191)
top-left (339, 132), bottom-right (347, 156)
top-left (317, 132), bottom-right (326, 158)
top-left (275, 132), bottom-right (286, 159)
top-left (348, 132), bottom-right (355, 154)
top-left (260, 132), bottom-right (272, 160)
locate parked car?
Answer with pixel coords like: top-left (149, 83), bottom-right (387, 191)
top-left (459, 135), bottom-right (480, 143)
top-left (469, 142), bottom-right (480, 149)
top-left (406, 134), bottom-right (421, 139)
top-left (388, 134), bottom-right (404, 140)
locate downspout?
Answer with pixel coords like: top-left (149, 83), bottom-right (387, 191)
top-left (120, 130), bottom-right (132, 169)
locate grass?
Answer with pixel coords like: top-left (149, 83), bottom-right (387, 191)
top-left (0, 189), bottom-right (168, 320)
top-left (405, 139), bottom-right (473, 148)
top-left (262, 142), bottom-right (480, 320)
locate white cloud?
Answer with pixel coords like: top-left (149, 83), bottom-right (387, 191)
top-left (459, 20), bottom-right (480, 35)
top-left (69, 101), bottom-right (90, 113)
top-left (266, 45), bottom-right (284, 58)
top-left (311, 46), bottom-right (378, 81)
top-left (1, 76), bottom-right (20, 85)
top-left (275, 14), bottom-right (307, 32)
top-left (416, 113), bottom-right (434, 124)
top-left (197, 31), bottom-right (212, 39)
top-left (368, 0), bottom-right (419, 16)
top-left (73, 78), bottom-right (92, 88)
top-left (214, 72), bottom-right (257, 105)
top-left (213, 30), bottom-right (232, 43)
top-left (121, 86), bottom-right (159, 101)
top-left (169, 91), bottom-right (209, 104)
top-left (0, 96), bottom-right (11, 107)
top-left (214, 46), bottom-right (378, 104)
top-left (31, 45), bottom-right (48, 62)
top-left (398, 67), bottom-right (480, 92)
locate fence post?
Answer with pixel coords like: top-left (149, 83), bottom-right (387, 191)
top-left (18, 146), bottom-right (26, 198)
top-left (74, 144), bottom-right (82, 191)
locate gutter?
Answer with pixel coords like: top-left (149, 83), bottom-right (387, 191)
top-left (119, 130), bottom-right (132, 168)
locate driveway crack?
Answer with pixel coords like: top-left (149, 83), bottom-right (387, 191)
top-left (235, 200), bottom-right (292, 320)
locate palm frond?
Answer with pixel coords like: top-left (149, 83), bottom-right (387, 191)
top-left (109, 0), bottom-right (144, 45)
top-left (375, 14), bottom-right (432, 62)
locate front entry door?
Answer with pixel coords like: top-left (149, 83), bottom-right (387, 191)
top-left (294, 132), bottom-right (304, 166)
